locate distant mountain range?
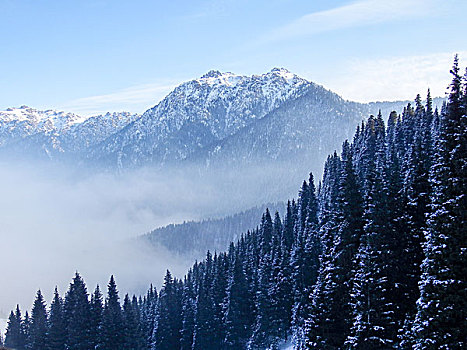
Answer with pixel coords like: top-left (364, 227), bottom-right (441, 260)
top-left (0, 68), bottom-right (444, 172)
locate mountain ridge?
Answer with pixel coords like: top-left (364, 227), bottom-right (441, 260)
top-left (0, 69), bottom-right (445, 170)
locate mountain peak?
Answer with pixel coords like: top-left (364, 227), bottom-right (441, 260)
top-left (267, 67), bottom-right (297, 80)
top-left (270, 67), bottom-right (290, 74)
top-left (201, 70), bottom-right (225, 79)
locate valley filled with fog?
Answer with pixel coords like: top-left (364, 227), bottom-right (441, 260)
top-left (0, 159), bottom-right (307, 320)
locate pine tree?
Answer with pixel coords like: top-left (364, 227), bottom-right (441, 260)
top-left (269, 211), bottom-right (292, 343)
top-left (89, 285), bottom-right (103, 349)
top-left (193, 251), bottom-right (218, 350)
top-left (305, 142), bottom-right (363, 349)
top-left (250, 210), bottom-right (275, 349)
top-left (152, 270), bottom-right (182, 350)
top-left (211, 252), bottom-right (229, 347)
top-left (346, 115), bottom-right (402, 349)
top-left (413, 54), bottom-right (467, 349)
top-left (28, 290), bottom-right (48, 350)
top-left (291, 174), bottom-right (321, 348)
top-left (143, 285), bottom-right (158, 349)
top-left (224, 250), bottom-right (253, 349)
top-left (5, 305), bottom-right (26, 350)
top-left (180, 270), bottom-right (196, 350)
top-left (63, 272), bottom-right (92, 350)
top-left (47, 287), bottom-right (66, 350)
top-left (101, 275), bottom-right (125, 350)
top-left (22, 311), bottom-right (30, 348)
top-left (123, 294), bottom-right (144, 350)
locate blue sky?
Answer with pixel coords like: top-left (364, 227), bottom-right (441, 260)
top-left (1, 0), bottom-right (466, 115)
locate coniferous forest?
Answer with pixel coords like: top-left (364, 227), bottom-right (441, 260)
top-left (3, 58), bottom-right (466, 350)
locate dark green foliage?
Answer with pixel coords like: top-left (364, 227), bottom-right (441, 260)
top-left (152, 270), bottom-right (183, 350)
top-left (306, 141), bottom-right (363, 349)
top-left (28, 290), bottom-right (48, 350)
top-left (89, 285), bottom-right (103, 350)
top-left (5, 305), bottom-right (26, 350)
top-left (224, 250), bottom-right (254, 349)
top-left (122, 294), bottom-right (145, 350)
top-left (101, 276), bottom-right (125, 350)
top-left (413, 54), bottom-right (467, 350)
top-left (63, 272), bottom-right (92, 350)
top-left (47, 288), bottom-right (66, 350)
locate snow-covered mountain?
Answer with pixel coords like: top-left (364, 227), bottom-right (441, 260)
top-left (0, 106), bottom-right (138, 160)
top-left (0, 69), bottom-right (441, 169)
top-left (91, 68), bottom-right (312, 167)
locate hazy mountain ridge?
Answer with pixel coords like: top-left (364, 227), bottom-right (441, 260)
top-left (142, 202), bottom-right (286, 260)
top-left (90, 68), bottom-right (312, 167)
top-left (0, 70), bottom-right (444, 168)
top-left (0, 106), bottom-right (138, 160)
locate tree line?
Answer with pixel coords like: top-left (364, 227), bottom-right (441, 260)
top-left (4, 57), bottom-right (466, 350)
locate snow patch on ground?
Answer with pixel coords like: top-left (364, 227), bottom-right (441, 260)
top-left (279, 340), bottom-right (294, 350)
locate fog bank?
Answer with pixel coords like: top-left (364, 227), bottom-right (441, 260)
top-left (0, 159), bottom-right (306, 320)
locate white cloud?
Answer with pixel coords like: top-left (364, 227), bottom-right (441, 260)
top-left (319, 51), bottom-right (467, 102)
top-left (59, 81), bottom-right (178, 116)
top-left (263, 0), bottom-right (436, 43)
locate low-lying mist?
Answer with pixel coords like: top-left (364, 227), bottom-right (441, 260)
top-left (0, 159), bottom-right (312, 321)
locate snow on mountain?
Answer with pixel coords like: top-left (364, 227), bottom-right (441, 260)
top-left (185, 82), bottom-right (370, 180)
top-left (0, 106), bottom-right (85, 145)
top-left (91, 68), bottom-right (312, 167)
top-left (0, 106), bottom-right (138, 159)
top-left (0, 69), bottom-right (441, 168)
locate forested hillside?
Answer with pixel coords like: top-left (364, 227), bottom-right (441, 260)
top-left (4, 58), bottom-right (465, 350)
top-left (142, 202), bottom-right (285, 259)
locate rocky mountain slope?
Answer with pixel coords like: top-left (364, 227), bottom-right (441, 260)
top-left (90, 68), bottom-right (312, 167)
top-left (0, 69), bottom-right (443, 170)
top-left (0, 106), bottom-right (138, 160)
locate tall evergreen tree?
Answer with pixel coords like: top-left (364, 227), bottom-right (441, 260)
top-left (101, 275), bottom-right (125, 350)
top-left (22, 311), bottom-right (30, 348)
top-left (89, 285), bottom-right (104, 350)
top-left (47, 288), bottom-right (66, 350)
top-left (5, 305), bottom-right (26, 350)
top-left (193, 251), bottom-right (218, 350)
top-left (63, 272), bottom-right (92, 350)
top-left (28, 290), bottom-right (48, 350)
top-left (413, 54), bottom-right (467, 350)
top-left (180, 270), bottom-right (196, 350)
top-left (306, 141), bottom-right (363, 349)
top-left (122, 294), bottom-right (144, 350)
top-left (224, 250), bottom-right (253, 349)
top-left (152, 270), bottom-right (182, 350)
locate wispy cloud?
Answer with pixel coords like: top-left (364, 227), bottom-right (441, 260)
top-left (320, 51), bottom-right (467, 102)
top-left (59, 81), bottom-right (178, 116)
top-left (262, 0), bottom-right (435, 43)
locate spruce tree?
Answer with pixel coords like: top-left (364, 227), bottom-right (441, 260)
top-left (211, 252), bottom-right (229, 347)
top-left (89, 285), bottom-right (103, 349)
top-left (123, 294), bottom-right (144, 350)
top-left (22, 311), bottom-right (30, 348)
top-left (192, 252), bottom-right (217, 350)
top-left (101, 275), bottom-right (125, 350)
top-left (63, 272), bottom-right (92, 350)
top-left (224, 250), bottom-right (253, 349)
top-left (305, 142), bottom-right (363, 349)
top-left (47, 288), bottom-right (66, 350)
top-left (180, 271), bottom-right (196, 350)
top-left (5, 305), bottom-right (26, 350)
top-left (413, 54), bottom-right (467, 349)
top-left (346, 115), bottom-right (401, 349)
top-left (152, 270), bottom-right (182, 350)
top-left (28, 290), bottom-right (48, 350)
